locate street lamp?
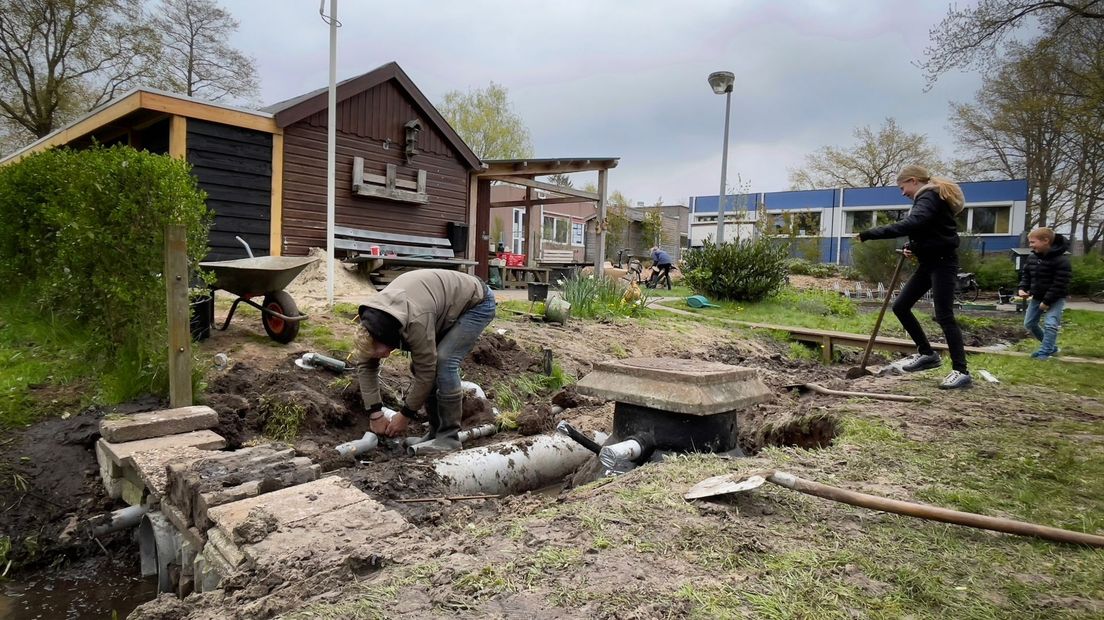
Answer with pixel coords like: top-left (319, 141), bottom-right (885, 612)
top-left (708, 71), bottom-right (735, 245)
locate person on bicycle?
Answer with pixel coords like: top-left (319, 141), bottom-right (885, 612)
top-left (648, 246), bottom-right (674, 290)
top-left (857, 164), bottom-right (971, 390)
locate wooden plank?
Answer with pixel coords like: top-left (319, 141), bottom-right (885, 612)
top-left (491, 196), bottom-right (590, 208)
top-left (334, 226), bottom-right (452, 247)
top-left (0, 92), bottom-right (144, 166)
top-left (140, 92), bottom-right (277, 134)
top-left (496, 175), bottom-right (600, 201)
top-left (165, 224), bottom-right (192, 407)
top-left (335, 238), bottom-right (454, 258)
top-left (169, 116), bottom-right (187, 159)
top-left (270, 131), bottom-right (283, 256)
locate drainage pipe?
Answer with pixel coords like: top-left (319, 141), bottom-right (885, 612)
top-left (90, 504), bottom-right (149, 537)
top-left (555, 420), bottom-right (603, 454)
top-left (599, 438), bottom-right (646, 474)
top-left (138, 511), bottom-right (182, 594)
top-left (335, 431), bottom-right (380, 457)
top-left (458, 423), bottom-right (497, 443)
top-left (434, 431), bottom-right (609, 495)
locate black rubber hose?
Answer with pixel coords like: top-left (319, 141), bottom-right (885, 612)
top-left (555, 421), bottom-right (603, 455)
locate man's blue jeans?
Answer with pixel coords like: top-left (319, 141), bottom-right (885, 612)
top-left (435, 286), bottom-right (496, 394)
top-left (1024, 298), bottom-right (1065, 354)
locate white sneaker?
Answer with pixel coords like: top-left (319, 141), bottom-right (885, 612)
top-left (939, 370), bottom-right (972, 390)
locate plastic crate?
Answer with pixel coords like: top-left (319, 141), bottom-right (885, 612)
top-left (505, 253), bottom-right (527, 267)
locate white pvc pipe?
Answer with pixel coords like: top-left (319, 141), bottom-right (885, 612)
top-left (599, 439), bottom-right (643, 472)
top-left (434, 431), bottom-right (609, 495)
top-left (458, 423), bottom-right (497, 443)
top-left (460, 380), bottom-right (486, 399)
top-left (335, 431), bottom-right (379, 457)
top-left (91, 504), bottom-right (149, 536)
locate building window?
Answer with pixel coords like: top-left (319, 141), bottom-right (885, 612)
top-left (968, 206), bottom-right (1011, 234)
top-left (571, 222), bottom-right (584, 246)
top-left (542, 216), bottom-right (570, 244)
top-left (845, 209), bottom-right (906, 234)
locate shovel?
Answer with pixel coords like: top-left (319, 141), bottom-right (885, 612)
top-left (685, 470), bottom-right (1104, 548)
top-left (846, 250), bottom-right (907, 379)
top-left (782, 382), bottom-right (919, 402)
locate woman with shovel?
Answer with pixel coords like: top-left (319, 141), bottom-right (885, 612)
top-left (857, 165), bottom-right (971, 390)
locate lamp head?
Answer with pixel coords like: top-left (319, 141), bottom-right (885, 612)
top-left (708, 71), bottom-right (735, 95)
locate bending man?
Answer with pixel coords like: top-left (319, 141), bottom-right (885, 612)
top-left (356, 269), bottom-right (496, 454)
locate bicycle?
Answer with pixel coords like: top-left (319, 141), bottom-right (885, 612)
top-left (954, 271), bottom-right (980, 304)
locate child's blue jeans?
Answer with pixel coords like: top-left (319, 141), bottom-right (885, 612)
top-left (1024, 298), bottom-right (1065, 354)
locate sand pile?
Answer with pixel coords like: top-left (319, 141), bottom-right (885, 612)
top-left (282, 248), bottom-right (379, 308)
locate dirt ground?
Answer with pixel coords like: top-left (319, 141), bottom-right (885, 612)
top-left (2, 280), bottom-right (1101, 619)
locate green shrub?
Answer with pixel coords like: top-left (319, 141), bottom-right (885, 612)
top-left (559, 273), bottom-right (649, 319)
top-left (975, 255), bottom-right (1020, 290)
top-left (1070, 253), bottom-right (1104, 295)
top-left (682, 238), bottom-right (788, 302)
top-left (849, 240), bottom-right (913, 285)
top-left (786, 258), bottom-right (844, 279)
top-left (0, 145), bottom-right (210, 402)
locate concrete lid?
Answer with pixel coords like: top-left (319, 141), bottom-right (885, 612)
top-left (577, 357), bottom-right (772, 415)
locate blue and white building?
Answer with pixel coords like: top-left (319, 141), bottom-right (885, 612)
top-left (688, 179), bottom-right (1029, 264)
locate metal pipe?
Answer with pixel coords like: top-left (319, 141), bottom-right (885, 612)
top-left (599, 438), bottom-right (645, 474)
top-left (90, 504), bottom-right (149, 536)
top-left (458, 423), bottom-right (497, 443)
top-left (138, 512), bottom-right (182, 593)
top-left (335, 431), bottom-right (379, 457)
top-left (434, 431), bottom-right (609, 495)
top-left (555, 420), bottom-right (603, 455)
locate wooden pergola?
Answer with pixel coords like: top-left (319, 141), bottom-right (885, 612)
top-left (470, 157), bottom-right (619, 280)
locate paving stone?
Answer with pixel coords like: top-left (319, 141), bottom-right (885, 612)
top-left (241, 497), bottom-right (411, 571)
top-left (205, 476), bottom-right (372, 542)
top-left (95, 441), bottom-right (123, 499)
top-left (97, 430), bottom-right (225, 467)
top-left (206, 527), bottom-right (246, 567)
top-left (100, 406), bottom-right (219, 443)
top-left (124, 445), bottom-right (212, 504)
top-left (160, 499), bottom-right (193, 534)
top-left (576, 357), bottom-right (772, 414)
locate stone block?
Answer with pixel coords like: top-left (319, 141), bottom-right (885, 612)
top-left (121, 478), bottom-right (146, 507)
top-left (100, 406), bottom-right (219, 443)
top-left (576, 357), bottom-right (772, 415)
top-left (206, 476), bottom-right (371, 542)
top-left (97, 430), bottom-right (225, 467)
top-left (206, 527), bottom-right (245, 567)
top-left (124, 445), bottom-right (211, 504)
top-left (160, 499), bottom-right (192, 534)
top-left (95, 440), bottom-right (123, 499)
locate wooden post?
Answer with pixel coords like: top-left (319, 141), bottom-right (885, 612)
top-left (596, 168), bottom-right (608, 278)
top-left (165, 224), bottom-right (193, 407)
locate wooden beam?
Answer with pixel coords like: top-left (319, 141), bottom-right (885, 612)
top-left (169, 116), bottom-right (187, 159)
top-left (490, 196), bottom-right (592, 208)
top-left (165, 224), bottom-right (193, 407)
top-left (496, 175), bottom-right (600, 201)
top-left (596, 169), bottom-right (608, 277)
top-left (0, 92), bottom-right (144, 166)
top-left (270, 131), bottom-right (284, 256)
top-left (140, 92), bottom-right (277, 134)
top-left (479, 159), bottom-right (619, 177)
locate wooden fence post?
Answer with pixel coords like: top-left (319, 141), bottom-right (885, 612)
top-left (165, 224), bottom-right (193, 407)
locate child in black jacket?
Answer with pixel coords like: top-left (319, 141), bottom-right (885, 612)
top-left (857, 165), bottom-right (971, 389)
top-left (1017, 227), bottom-right (1071, 359)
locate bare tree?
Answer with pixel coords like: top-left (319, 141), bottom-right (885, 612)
top-left (0, 0), bottom-right (158, 139)
top-left (544, 173), bottom-right (574, 188)
top-left (151, 0), bottom-right (258, 103)
top-left (921, 0), bottom-right (1104, 88)
top-left (788, 118), bottom-right (943, 189)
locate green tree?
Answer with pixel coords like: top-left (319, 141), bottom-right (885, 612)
top-left (0, 0), bottom-right (159, 139)
top-left (544, 173), bottom-right (573, 188)
top-left (151, 0), bottom-right (259, 103)
top-left (788, 118), bottom-right (943, 189)
top-left (438, 82), bottom-right (533, 160)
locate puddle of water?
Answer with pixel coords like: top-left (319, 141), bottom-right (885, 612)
top-left (0, 555), bottom-right (156, 620)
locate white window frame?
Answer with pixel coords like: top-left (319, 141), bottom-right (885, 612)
top-left (542, 214), bottom-right (571, 245)
top-left (765, 209), bottom-right (822, 237)
top-left (842, 206), bottom-right (908, 235)
top-left (571, 222), bottom-right (585, 246)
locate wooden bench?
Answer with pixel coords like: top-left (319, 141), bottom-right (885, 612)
top-left (537, 249), bottom-right (577, 265)
top-left (334, 226), bottom-right (477, 289)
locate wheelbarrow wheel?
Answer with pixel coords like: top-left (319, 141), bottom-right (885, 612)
top-left (262, 291), bottom-right (301, 344)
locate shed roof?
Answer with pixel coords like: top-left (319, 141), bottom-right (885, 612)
top-left (264, 61), bottom-right (481, 170)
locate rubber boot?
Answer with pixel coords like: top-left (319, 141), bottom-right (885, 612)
top-left (408, 390), bottom-right (463, 455)
top-left (402, 393), bottom-right (439, 448)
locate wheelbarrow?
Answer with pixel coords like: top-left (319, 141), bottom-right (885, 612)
top-left (199, 249), bottom-right (317, 344)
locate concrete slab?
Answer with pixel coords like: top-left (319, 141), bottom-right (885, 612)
top-left (206, 527), bottom-right (245, 567)
top-left (97, 430), bottom-right (225, 467)
top-left (240, 496), bottom-right (411, 571)
top-left (577, 357), bottom-right (772, 414)
top-left (160, 499), bottom-right (193, 534)
top-left (206, 476), bottom-right (371, 543)
top-left (99, 406), bottom-right (219, 443)
top-left (95, 441), bottom-right (123, 499)
top-left (125, 445), bottom-right (212, 504)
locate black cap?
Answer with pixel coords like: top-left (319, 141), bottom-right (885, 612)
top-left (358, 306), bottom-right (402, 349)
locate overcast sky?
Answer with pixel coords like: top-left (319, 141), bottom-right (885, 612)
top-left (219, 0), bottom-right (985, 206)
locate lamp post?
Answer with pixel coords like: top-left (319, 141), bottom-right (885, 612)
top-left (708, 71), bottom-right (735, 245)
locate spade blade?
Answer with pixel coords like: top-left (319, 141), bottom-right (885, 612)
top-left (684, 473), bottom-right (766, 500)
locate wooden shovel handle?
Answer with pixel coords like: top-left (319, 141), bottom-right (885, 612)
top-left (767, 471), bottom-right (1104, 548)
top-left (803, 383), bottom-right (919, 402)
top-left (858, 251), bottom-right (907, 370)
